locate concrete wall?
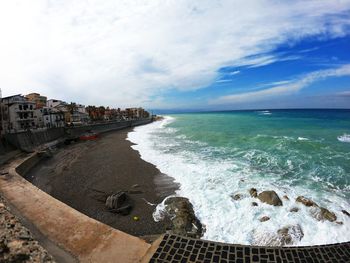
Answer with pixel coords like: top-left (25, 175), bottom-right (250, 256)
top-left (4, 128), bottom-right (65, 152)
top-left (66, 118), bottom-right (152, 138)
top-left (3, 118), bottom-right (152, 153)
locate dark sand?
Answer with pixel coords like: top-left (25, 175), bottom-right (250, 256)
top-left (25, 129), bottom-right (178, 238)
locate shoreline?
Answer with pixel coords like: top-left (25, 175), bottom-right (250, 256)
top-left (25, 128), bottom-right (179, 239)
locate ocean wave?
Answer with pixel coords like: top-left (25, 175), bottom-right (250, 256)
top-left (338, 134), bottom-right (350, 143)
top-left (127, 116), bottom-right (350, 246)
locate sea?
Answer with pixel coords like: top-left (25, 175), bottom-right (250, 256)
top-left (127, 109), bottom-right (350, 246)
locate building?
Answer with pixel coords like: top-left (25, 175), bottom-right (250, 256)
top-left (34, 107), bottom-right (65, 128)
top-left (46, 99), bottom-right (63, 108)
top-left (26, 93), bottom-right (47, 109)
top-left (125, 107), bottom-right (150, 119)
top-left (1, 94), bottom-right (36, 134)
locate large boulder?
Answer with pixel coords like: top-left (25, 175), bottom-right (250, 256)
top-left (257, 191), bottom-right (283, 206)
top-left (163, 197), bottom-right (204, 239)
top-left (310, 207), bottom-right (337, 222)
top-left (296, 196), bottom-right (337, 222)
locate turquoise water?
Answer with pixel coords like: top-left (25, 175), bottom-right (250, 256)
top-left (168, 110), bottom-right (350, 198)
top-left (128, 109), bottom-right (350, 245)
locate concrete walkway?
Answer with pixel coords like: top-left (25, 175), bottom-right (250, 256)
top-left (0, 153), bottom-right (151, 262)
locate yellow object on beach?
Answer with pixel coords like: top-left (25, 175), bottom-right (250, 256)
top-left (133, 216), bottom-right (139, 221)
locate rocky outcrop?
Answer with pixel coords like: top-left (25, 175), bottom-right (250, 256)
top-left (257, 191), bottom-right (283, 206)
top-left (296, 196), bottom-right (316, 207)
top-left (277, 225), bottom-right (304, 246)
top-left (251, 202), bottom-right (258, 206)
top-left (310, 207), bottom-right (337, 222)
top-left (163, 197), bottom-right (204, 239)
top-left (249, 188), bottom-right (258, 198)
top-left (295, 196), bottom-right (337, 222)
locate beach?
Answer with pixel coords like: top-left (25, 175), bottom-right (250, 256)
top-left (25, 128), bottom-right (178, 239)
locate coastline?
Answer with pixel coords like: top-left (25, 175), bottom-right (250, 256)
top-left (25, 128), bottom-right (178, 239)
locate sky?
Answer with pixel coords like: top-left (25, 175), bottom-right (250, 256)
top-left (1, 0), bottom-right (350, 111)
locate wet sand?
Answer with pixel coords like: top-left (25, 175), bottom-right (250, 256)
top-left (25, 128), bottom-right (178, 238)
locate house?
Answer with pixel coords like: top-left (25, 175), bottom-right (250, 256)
top-left (0, 94), bottom-right (36, 134)
top-left (34, 107), bottom-right (65, 128)
top-left (25, 93), bottom-right (47, 109)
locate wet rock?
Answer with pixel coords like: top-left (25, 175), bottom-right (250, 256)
top-left (296, 196), bottom-right (317, 207)
top-left (259, 216), bottom-right (270, 222)
top-left (311, 207), bottom-right (337, 222)
top-left (252, 202), bottom-right (258, 207)
top-left (341, 210), bottom-right (350, 217)
top-left (163, 197), bottom-right (204, 239)
top-left (336, 221), bottom-right (343, 225)
top-left (257, 191), bottom-right (283, 206)
top-left (249, 188), bottom-right (258, 198)
top-left (232, 194), bottom-right (242, 201)
top-left (290, 207), bottom-right (299, 213)
top-left (277, 225), bottom-right (304, 246)
top-left (283, 195), bottom-right (289, 201)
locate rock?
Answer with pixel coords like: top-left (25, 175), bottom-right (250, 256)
top-left (290, 207), bottom-right (299, 213)
top-left (105, 192), bottom-right (127, 210)
top-left (283, 195), bottom-right (289, 201)
top-left (277, 225), bottom-right (304, 246)
top-left (131, 184), bottom-right (140, 188)
top-left (105, 192), bottom-right (132, 215)
top-left (259, 216), bottom-right (270, 222)
top-left (0, 203), bottom-right (5, 208)
top-left (249, 188), bottom-right (258, 198)
top-left (341, 210), bottom-right (350, 217)
top-left (310, 207), bottom-right (337, 222)
top-left (257, 191), bottom-right (283, 206)
top-left (295, 196), bottom-right (317, 207)
top-left (232, 194), bottom-right (242, 201)
top-left (163, 197), bottom-right (204, 239)
top-left (252, 202), bottom-right (258, 207)
top-left (336, 221), bottom-right (343, 225)
top-left (7, 240), bottom-right (23, 250)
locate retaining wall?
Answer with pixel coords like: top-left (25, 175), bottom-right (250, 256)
top-left (4, 128), bottom-right (65, 152)
top-left (0, 152), bottom-right (151, 263)
top-left (3, 118), bottom-right (152, 152)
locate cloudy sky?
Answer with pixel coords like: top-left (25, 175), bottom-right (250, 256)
top-left (1, 0), bottom-right (350, 111)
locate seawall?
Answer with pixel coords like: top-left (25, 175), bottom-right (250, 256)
top-left (3, 118), bottom-right (152, 152)
top-left (1, 151), bottom-right (152, 262)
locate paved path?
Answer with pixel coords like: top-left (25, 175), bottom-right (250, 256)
top-left (147, 234), bottom-right (350, 263)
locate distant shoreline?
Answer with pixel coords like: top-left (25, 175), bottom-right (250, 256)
top-left (25, 128), bottom-right (178, 239)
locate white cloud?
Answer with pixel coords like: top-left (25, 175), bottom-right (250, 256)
top-left (336, 90), bottom-right (350, 96)
top-left (1, 0), bottom-right (350, 107)
top-left (210, 64), bottom-right (350, 104)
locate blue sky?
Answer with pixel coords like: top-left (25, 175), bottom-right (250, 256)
top-left (1, 1), bottom-right (350, 111)
top-left (159, 36), bottom-right (350, 111)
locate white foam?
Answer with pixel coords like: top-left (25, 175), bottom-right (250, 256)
top-left (127, 117), bottom-right (350, 245)
top-left (298, 137), bottom-right (309, 141)
top-left (338, 134), bottom-right (350, 143)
